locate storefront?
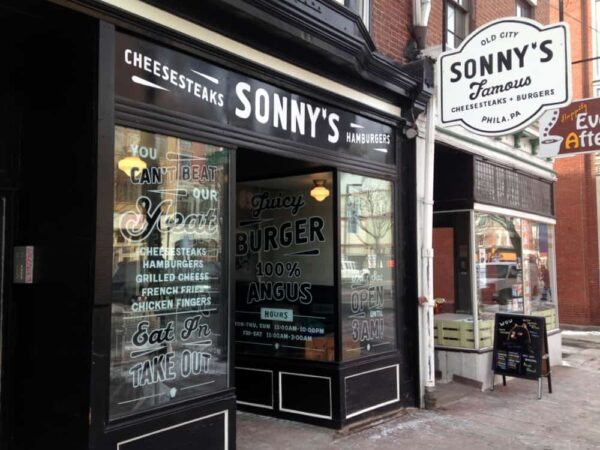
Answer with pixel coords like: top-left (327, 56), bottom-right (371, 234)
top-left (0, 1), bottom-right (431, 448)
top-left (431, 138), bottom-right (561, 390)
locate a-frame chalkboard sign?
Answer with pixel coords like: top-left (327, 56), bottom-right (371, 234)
top-left (491, 313), bottom-right (552, 399)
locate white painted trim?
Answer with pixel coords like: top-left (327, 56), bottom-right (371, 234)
top-left (236, 400), bottom-right (273, 410)
top-left (235, 367), bottom-right (274, 410)
top-left (470, 210), bottom-right (480, 349)
top-left (473, 203), bottom-right (556, 225)
top-left (344, 364), bottom-right (400, 419)
top-left (116, 410), bottom-right (229, 449)
top-left (278, 372), bottom-right (332, 420)
top-left (98, 0), bottom-right (401, 117)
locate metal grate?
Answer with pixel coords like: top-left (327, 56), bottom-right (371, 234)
top-left (474, 159), bottom-right (553, 216)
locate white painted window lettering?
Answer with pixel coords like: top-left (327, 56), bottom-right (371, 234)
top-left (109, 126), bottom-right (230, 420)
top-left (233, 82), bottom-right (341, 143)
top-left (235, 172), bottom-right (335, 362)
top-left (340, 173), bottom-right (396, 360)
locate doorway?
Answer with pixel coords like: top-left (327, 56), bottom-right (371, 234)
top-left (0, 195), bottom-right (7, 446)
top-left (234, 148), bottom-right (400, 428)
top-left (432, 212), bottom-right (472, 315)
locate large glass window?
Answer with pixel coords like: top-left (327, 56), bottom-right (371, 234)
top-left (235, 172), bottom-right (335, 361)
top-left (475, 213), bottom-right (558, 331)
top-left (521, 220), bottom-right (557, 329)
top-left (445, 0), bottom-right (469, 49)
top-left (433, 212), bottom-right (557, 350)
top-left (109, 126), bottom-right (230, 420)
top-left (475, 214), bottom-right (524, 316)
top-left (340, 173), bottom-right (396, 360)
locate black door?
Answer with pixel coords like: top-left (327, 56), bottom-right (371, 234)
top-left (0, 191), bottom-right (17, 449)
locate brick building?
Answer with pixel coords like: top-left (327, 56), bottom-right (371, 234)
top-left (0, 0), bottom-right (432, 448)
top-left (0, 1), bottom-right (583, 448)
top-left (419, 0), bottom-right (563, 391)
top-left (550, 1), bottom-right (600, 326)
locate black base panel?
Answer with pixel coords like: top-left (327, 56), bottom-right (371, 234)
top-left (235, 353), bottom-right (406, 429)
top-left (93, 394), bottom-right (236, 450)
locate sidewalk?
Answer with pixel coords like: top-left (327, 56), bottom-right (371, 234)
top-left (237, 330), bottom-right (600, 449)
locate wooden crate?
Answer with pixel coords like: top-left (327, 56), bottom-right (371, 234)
top-left (533, 308), bottom-right (557, 331)
top-left (438, 319), bottom-right (461, 346)
top-left (459, 319), bottom-right (494, 348)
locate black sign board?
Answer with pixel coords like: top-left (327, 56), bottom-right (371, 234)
top-left (115, 32), bottom-right (395, 165)
top-left (492, 313), bottom-right (549, 380)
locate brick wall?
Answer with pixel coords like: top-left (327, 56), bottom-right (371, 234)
top-left (426, 0), bottom-right (551, 47)
top-left (370, 0), bottom-right (413, 62)
top-left (554, 153), bottom-right (600, 326)
top-left (427, 0), bottom-right (444, 47)
top-left (553, 0), bottom-right (599, 325)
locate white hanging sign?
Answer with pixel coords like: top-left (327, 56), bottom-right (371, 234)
top-left (439, 18), bottom-right (571, 136)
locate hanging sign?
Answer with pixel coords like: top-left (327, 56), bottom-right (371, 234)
top-left (439, 18), bottom-right (571, 136)
top-left (115, 32), bottom-right (394, 164)
top-left (538, 97), bottom-right (600, 158)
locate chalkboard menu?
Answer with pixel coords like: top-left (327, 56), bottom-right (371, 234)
top-left (492, 313), bottom-right (548, 380)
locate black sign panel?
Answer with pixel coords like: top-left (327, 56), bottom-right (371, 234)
top-left (492, 313), bottom-right (548, 380)
top-left (115, 32), bottom-right (395, 164)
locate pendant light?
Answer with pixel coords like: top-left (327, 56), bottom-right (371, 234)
top-left (310, 179), bottom-right (330, 202)
top-left (118, 149), bottom-right (147, 177)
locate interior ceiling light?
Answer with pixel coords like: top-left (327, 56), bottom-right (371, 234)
top-left (310, 179), bottom-right (330, 202)
top-left (118, 153), bottom-right (147, 177)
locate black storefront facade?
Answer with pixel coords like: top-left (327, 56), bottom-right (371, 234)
top-left (0, 1), bottom-right (432, 449)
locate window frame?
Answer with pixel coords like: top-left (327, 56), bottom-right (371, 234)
top-left (338, 171), bottom-right (397, 361)
top-left (444, 0), bottom-right (470, 51)
top-left (108, 125), bottom-right (233, 421)
top-left (516, 0), bottom-right (533, 19)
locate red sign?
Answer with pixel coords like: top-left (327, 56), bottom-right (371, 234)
top-left (539, 97), bottom-right (600, 158)
top-left (25, 246), bottom-right (34, 284)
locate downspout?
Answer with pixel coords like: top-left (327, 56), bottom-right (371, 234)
top-left (419, 87), bottom-right (437, 409)
top-left (413, 0), bottom-right (431, 48)
top-left (413, 0), bottom-right (436, 410)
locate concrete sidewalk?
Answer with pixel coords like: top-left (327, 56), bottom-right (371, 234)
top-left (237, 331), bottom-right (600, 449)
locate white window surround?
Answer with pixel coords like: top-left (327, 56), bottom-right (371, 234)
top-left (516, 0), bottom-right (533, 18)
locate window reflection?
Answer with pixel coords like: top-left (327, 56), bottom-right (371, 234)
top-left (110, 126), bottom-right (230, 420)
top-left (340, 173), bottom-right (396, 360)
top-left (475, 214), bottom-right (523, 314)
top-left (235, 172), bottom-right (335, 361)
top-left (475, 213), bottom-right (557, 331)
